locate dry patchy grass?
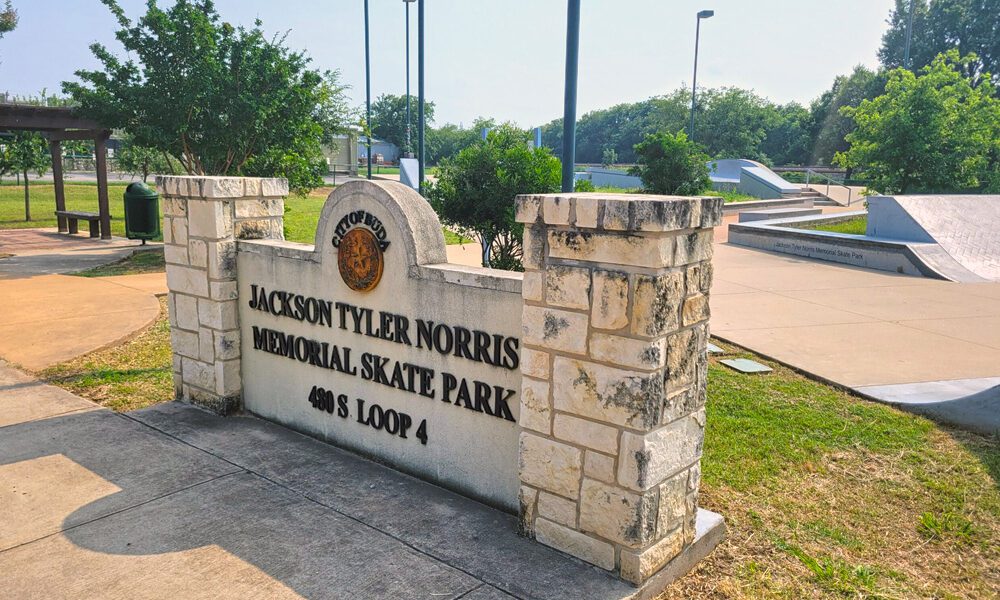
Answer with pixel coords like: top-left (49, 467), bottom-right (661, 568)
top-left (663, 346), bottom-right (999, 599)
top-left (73, 249), bottom-right (165, 277)
top-left (40, 297), bottom-right (172, 412)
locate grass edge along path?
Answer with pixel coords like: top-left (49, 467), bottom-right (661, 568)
top-left (40, 296), bottom-right (172, 412)
top-left (73, 249), bottom-right (166, 277)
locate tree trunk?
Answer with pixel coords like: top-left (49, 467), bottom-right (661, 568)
top-left (23, 169), bottom-right (30, 221)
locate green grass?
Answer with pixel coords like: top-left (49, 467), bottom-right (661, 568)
top-left (709, 189), bottom-right (758, 203)
top-left (41, 297), bottom-right (172, 412)
top-left (1, 181), bottom-right (136, 236)
top-left (74, 249), bottom-right (166, 277)
top-left (666, 343), bottom-right (1000, 599)
top-left (443, 229), bottom-right (472, 245)
top-left (284, 187), bottom-right (466, 245)
top-left (796, 215), bottom-right (868, 235)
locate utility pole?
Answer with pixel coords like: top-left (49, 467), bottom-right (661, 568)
top-left (561, 0), bottom-right (581, 193)
top-left (364, 0), bottom-right (372, 180)
top-left (404, 0), bottom-right (415, 156)
top-left (418, 0), bottom-right (425, 192)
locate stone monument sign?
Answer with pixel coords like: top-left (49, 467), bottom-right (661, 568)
top-left (159, 175), bottom-right (725, 590)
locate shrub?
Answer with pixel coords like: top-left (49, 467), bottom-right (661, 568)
top-left (428, 124), bottom-right (561, 270)
top-left (630, 131), bottom-right (711, 195)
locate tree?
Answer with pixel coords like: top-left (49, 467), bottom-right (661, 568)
top-left (63, 0), bottom-right (352, 193)
top-left (370, 94), bottom-right (435, 155)
top-left (3, 132), bottom-right (50, 221)
top-left (630, 131), bottom-right (711, 196)
top-left (426, 117), bottom-right (494, 165)
top-left (0, 1), bottom-right (16, 38)
top-left (429, 124), bottom-right (561, 270)
top-left (601, 147), bottom-right (618, 168)
top-left (880, 0), bottom-right (999, 85)
top-left (837, 52), bottom-right (1000, 194)
top-left (695, 88), bottom-right (780, 162)
top-left (117, 135), bottom-right (175, 182)
top-left (808, 66), bottom-right (886, 166)
top-left (761, 103), bottom-right (812, 166)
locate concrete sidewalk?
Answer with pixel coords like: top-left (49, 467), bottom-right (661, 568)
top-left (0, 228), bottom-right (166, 371)
top-left (0, 361), bottom-right (711, 599)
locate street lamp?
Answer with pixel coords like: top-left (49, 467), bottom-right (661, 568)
top-left (561, 0), bottom-right (581, 193)
top-left (689, 9), bottom-right (714, 141)
top-left (404, 0), bottom-right (416, 157)
top-left (364, 0), bottom-right (372, 180)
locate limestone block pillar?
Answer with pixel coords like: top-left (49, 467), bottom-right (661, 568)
top-left (515, 192), bottom-right (723, 584)
top-left (158, 175), bottom-right (287, 414)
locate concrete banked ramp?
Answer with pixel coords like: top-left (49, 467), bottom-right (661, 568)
top-left (708, 159), bottom-right (799, 199)
top-left (868, 195), bottom-right (1000, 282)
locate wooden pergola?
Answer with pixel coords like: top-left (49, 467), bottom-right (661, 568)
top-left (0, 104), bottom-right (113, 239)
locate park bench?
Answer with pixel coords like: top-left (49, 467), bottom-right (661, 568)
top-left (54, 210), bottom-right (102, 238)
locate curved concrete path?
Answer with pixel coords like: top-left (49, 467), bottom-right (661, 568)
top-left (0, 229), bottom-right (164, 371)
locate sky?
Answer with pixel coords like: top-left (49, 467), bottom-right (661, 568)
top-left (0, 0), bottom-right (896, 127)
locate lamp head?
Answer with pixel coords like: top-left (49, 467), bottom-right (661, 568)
top-left (697, 9), bottom-right (714, 18)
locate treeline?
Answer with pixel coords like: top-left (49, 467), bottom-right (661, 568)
top-left (536, 0), bottom-right (996, 167)
top-left (539, 71), bottom-right (886, 167)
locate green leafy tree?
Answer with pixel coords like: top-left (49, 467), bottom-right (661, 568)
top-left (117, 135), bottom-right (176, 182)
top-left (426, 117), bottom-right (495, 165)
top-left (760, 103), bottom-right (812, 166)
top-left (630, 131), bottom-right (711, 195)
top-left (62, 0), bottom-right (351, 193)
top-left (370, 94), bottom-right (434, 155)
top-left (808, 66), bottom-right (887, 166)
top-left (694, 88), bottom-right (780, 162)
top-left (0, 1), bottom-right (17, 39)
top-left (837, 52), bottom-right (1000, 194)
top-left (429, 124), bottom-right (561, 270)
top-left (601, 147), bottom-right (618, 168)
top-left (3, 132), bottom-right (50, 221)
top-left (879, 0), bottom-right (999, 84)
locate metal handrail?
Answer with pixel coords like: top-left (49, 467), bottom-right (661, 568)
top-left (804, 168), bottom-right (854, 205)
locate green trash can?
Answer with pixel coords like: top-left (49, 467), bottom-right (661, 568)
top-left (123, 182), bottom-right (161, 244)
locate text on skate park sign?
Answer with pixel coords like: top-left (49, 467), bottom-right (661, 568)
top-left (236, 182), bottom-right (523, 509)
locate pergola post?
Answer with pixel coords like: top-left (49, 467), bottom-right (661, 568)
top-left (49, 139), bottom-right (67, 232)
top-left (94, 131), bottom-right (111, 239)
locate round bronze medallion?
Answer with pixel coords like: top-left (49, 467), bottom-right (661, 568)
top-left (337, 227), bottom-right (384, 292)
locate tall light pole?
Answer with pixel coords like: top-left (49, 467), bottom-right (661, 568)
top-left (689, 9), bottom-right (714, 141)
top-left (561, 0), bottom-right (581, 193)
top-left (903, 0), bottom-right (915, 69)
top-left (417, 0), bottom-right (425, 192)
top-left (404, 0), bottom-right (415, 157)
top-left (364, 0), bottom-right (372, 180)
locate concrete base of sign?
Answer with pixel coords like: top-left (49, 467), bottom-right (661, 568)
top-left (2, 362), bottom-right (725, 598)
top-left (129, 401), bottom-right (725, 599)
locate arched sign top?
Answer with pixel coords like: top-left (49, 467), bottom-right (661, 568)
top-left (314, 180), bottom-right (448, 270)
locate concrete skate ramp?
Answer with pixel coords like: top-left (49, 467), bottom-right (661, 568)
top-left (709, 159), bottom-right (799, 199)
top-left (868, 195), bottom-right (1000, 281)
top-left (709, 159), bottom-right (762, 185)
